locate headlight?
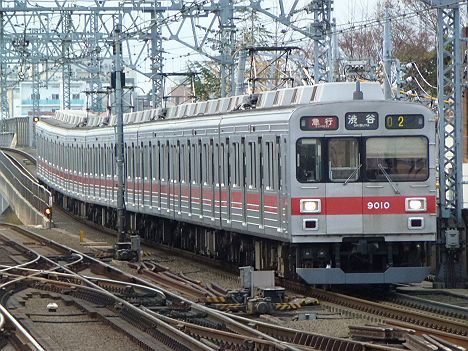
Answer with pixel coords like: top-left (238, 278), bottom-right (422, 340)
top-left (300, 199), bottom-right (321, 213)
top-left (405, 198), bottom-right (426, 212)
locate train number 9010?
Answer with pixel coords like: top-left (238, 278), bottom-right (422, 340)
top-left (367, 201), bottom-right (390, 210)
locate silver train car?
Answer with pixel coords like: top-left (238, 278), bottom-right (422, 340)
top-left (35, 82), bottom-right (437, 284)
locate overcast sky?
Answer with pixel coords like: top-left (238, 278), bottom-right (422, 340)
top-left (138, 0), bottom-right (382, 88)
top-left (335, 0), bottom-right (380, 24)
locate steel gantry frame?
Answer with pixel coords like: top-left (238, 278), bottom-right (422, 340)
top-left (249, 0), bottom-right (333, 84)
top-left (421, 0), bottom-right (467, 287)
top-left (0, 0), bottom-right (334, 118)
top-left (61, 12), bottom-right (72, 110)
top-left (88, 11), bottom-right (103, 112)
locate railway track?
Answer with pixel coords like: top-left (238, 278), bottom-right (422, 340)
top-left (0, 225), bottom-right (213, 350)
top-left (0, 303), bottom-right (45, 351)
top-left (390, 291), bottom-right (468, 317)
top-left (382, 292), bottom-right (468, 320)
top-left (304, 287), bottom-right (468, 348)
top-left (1, 224), bottom-right (425, 351)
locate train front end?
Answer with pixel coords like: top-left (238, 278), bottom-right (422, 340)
top-left (290, 93), bottom-right (436, 284)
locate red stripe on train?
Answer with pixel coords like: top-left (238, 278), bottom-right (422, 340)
top-left (291, 196), bottom-right (436, 215)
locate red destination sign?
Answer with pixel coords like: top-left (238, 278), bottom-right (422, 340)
top-left (300, 116), bottom-right (338, 130)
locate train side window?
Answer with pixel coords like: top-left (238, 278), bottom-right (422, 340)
top-left (159, 142), bottom-right (165, 181)
top-left (220, 143), bottom-right (225, 186)
top-left (210, 139), bottom-right (214, 186)
top-left (135, 142), bottom-right (141, 179)
top-left (111, 144), bottom-right (116, 179)
top-left (202, 143), bottom-right (207, 184)
top-left (265, 141), bottom-right (275, 190)
top-left (248, 141), bottom-right (256, 189)
top-left (143, 144), bottom-right (148, 180)
top-left (328, 138), bottom-right (360, 182)
top-left (191, 142), bottom-right (196, 184)
top-left (198, 140), bottom-right (203, 184)
top-left (233, 142), bottom-right (240, 187)
top-left (365, 136), bottom-right (428, 181)
top-left (276, 136), bottom-right (281, 190)
top-left (89, 145), bottom-right (93, 176)
top-left (225, 138), bottom-right (230, 187)
top-left (131, 142), bottom-right (136, 179)
top-left (166, 141), bottom-right (170, 181)
top-left (180, 143), bottom-right (185, 183)
top-left (156, 141), bottom-right (161, 181)
top-left (176, 142), bottom-right (181, 182)
top-left (148, 142), bottom-right (153, 181)
top-left (187, 140), bottom-right (191, 183)
top-left (258, 137), bottom-right (263, 191)
top-left (296, 138), bottom-right (322, 183)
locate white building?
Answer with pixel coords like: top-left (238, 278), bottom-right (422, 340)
top-left (12, 80), bottom-right (87, 117)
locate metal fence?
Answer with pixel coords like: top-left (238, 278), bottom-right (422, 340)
top-left (0, 151), bottom-right (50, 217)
top-left (0, 117), bottom-right (30, 147)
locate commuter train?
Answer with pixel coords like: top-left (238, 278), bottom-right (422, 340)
top-left (35, 82), bottom-right (437, 284)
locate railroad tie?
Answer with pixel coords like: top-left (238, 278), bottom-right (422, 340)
top-left (210, 303), bottom-right (243, 311)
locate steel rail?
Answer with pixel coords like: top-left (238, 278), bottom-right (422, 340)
top-left (0, 304), bottom-right (45, 351)
top-left (0, 267), bottom-right (166, 302)
top-left (309, 288), bottom-right (468, 336)
top-left (0, 254), bottom-right (41, 273)
top-left (143, 307), bottom-right (301, 351)
top-left (3, 224), bottom-right (302, 350)
top-left (391, 292), bottom-right (468, 320)
top-left (220, 311), bottom-right (403, 351)
top-left (0, 225), bottom-right (216, 351)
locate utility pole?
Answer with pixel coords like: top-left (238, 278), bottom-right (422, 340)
top-left (421, 0), bottom-right (466, 287)
top-left (383, 8), bottom-right (393, 100)
top-left (310, 0), bottom-right (333, 83)
top-left (148, 5), bottom-right (164, 108)
top-left (219, 0), bottom-right (236, 96)
top-left (30, 29), bottom-right (40, 148)
top-left (331, 18), bottom-right (340, 82)
top-left (235, 49), bottom-right (248, 95)
top-left (61, 12), bottom-right (72, 110)
top-left (113, 16), bottom-right (126, 243)
top-left (89, 11), bottom-right (103, 112)
top-left (0, 8), bottom-right (9, 120)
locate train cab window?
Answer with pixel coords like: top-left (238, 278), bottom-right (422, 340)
top-left (365, 136), bottom-right (428, 181)
top-left (328, 138), bottom-right (360, 182)
top-left (296, 138), bottom-right (322, 183)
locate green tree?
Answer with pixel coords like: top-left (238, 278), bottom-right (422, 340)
top-left (339, 0), bottom-right (437, 93)
top-left (187, 61), bottom-right (221, 101)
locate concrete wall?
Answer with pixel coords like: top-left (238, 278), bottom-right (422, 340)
top-left (0, 168), bottom-right (48, 227)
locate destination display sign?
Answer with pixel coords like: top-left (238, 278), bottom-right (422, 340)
top-left (345, 112), bottom-right (379, 130)
top-left (385, 114), bottom-right (424, 129)
top-left (300, 116), bottom-right (338, 131)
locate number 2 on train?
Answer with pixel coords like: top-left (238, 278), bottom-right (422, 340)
top-left (386, 115), bottom-right (404, 128)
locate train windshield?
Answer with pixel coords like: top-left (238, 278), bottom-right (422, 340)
top-left (296, 138), bottom-right (322, 182)
top-left (328, 138), bottom-right (360, 182)
top-left (365, 137), bottom-right (428, 181)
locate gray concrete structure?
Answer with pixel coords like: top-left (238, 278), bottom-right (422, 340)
top-left (0, 151), bottom-right (50, 227)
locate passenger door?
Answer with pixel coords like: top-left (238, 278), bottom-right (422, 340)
top-left (325, 137), bottom-right (363, 234)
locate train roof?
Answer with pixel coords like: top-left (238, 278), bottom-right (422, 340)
top-left (42, 82), bottom-right (385, 129)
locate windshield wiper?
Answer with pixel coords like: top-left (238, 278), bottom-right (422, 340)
top-left (378, 163), bottom-right (400, 194)
top-left (344, 164), bottom-right (362, 185)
